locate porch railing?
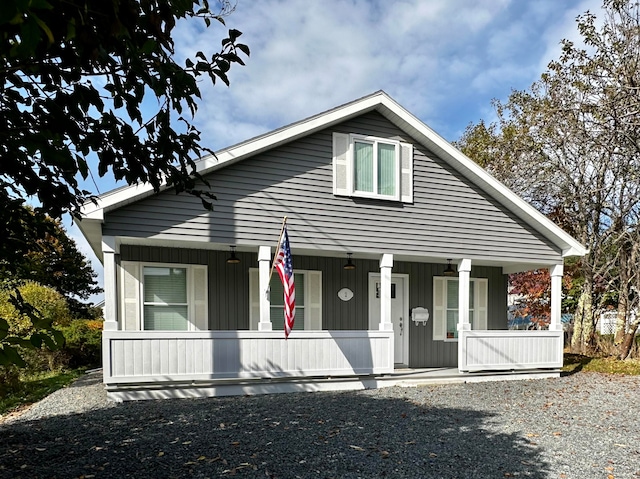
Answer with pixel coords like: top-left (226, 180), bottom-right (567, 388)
top-left (103, 330), bottom-right (394, 385)
top-left (459, 330), bottom-right (564, 372)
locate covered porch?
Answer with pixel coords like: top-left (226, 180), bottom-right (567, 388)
top-left (100, 238), bottom-right (566, 400)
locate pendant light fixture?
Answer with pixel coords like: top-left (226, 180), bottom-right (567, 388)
top-left (443, 258), bottom-right (456, 277)
top-left (226, 246), bottom-right (240, 264)
top-left (343, 253), bottom-right (356, 270)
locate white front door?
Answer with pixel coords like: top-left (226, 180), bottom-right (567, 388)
top-left (368, 274), bottom-right (409, 365)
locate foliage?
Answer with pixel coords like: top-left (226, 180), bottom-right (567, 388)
top-left (0, 282), bottom-right (67, 366)
top-left (0, 0), bottom-right (248, 366)
top-left (0, 282), bottom-right (70, 336)
top-left (0, 368), bottom-right (84, 416)
top-left (458, 0), bottom-right (640, 356)
top-left (2, 207), bottom-right (101, 317)
top-left (58, 319), bottom-right (103, 369)
top-left (509, 270), bottom-right (551, 327)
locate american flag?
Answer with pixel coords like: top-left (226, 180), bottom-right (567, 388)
top-left (274, 226), bottom-right (295, 338)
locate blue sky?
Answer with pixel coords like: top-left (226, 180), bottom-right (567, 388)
top-left (69, 0), bottom-right (604, 302)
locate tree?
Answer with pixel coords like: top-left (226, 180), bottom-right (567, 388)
top-left (458, 0), bottom-right (640, 357)
top-left (1, 0), bottom-right (249, 365)
top-left (7, 207), bottom-right (101, 317)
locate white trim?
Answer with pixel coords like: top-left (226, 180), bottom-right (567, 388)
top-left (349, 134), bottom-right (401, 201)
top-left (433, 276), bottom-right (488, 342)
top-left (249, 267), bottom-right (322, 331)
top-left (80, 91), bottom-right (586, 259)
top-left (368, 272), bottom-right (410, 366)
top-left (138, 262), bottom-right (208, 332)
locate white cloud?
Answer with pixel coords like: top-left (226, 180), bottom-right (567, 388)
top-left (83, 0), bottom-right (607, 293)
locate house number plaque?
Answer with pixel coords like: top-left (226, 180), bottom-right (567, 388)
top-left (338, 288), bottom-right (354, 301)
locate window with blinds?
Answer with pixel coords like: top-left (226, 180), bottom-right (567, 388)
top-left (269, 272), bottom-right (305, 332)
top-left (445, 279), bottom-right (475, 339)
top-left (332, 132), bottom-right (413, 203)
top-left (143, 266), bottom-right (188, 330)
top-left (353, 138), bottom-right (398, 198)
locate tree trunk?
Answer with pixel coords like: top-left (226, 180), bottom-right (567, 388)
top-left (572, 279), bottom-right (595, 353)
top-left (617, 322), bottom-right (639, 360)
top-left (615, 245), bottom-right (630, 345)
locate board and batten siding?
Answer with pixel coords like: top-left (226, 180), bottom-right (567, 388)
top-left (104, 111), bottom-right (562, 264)
top-left (119, 246), bottom-right (506, 368)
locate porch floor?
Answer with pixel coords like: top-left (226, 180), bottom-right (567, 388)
top-left (105, 367), bottom-right (562, 402)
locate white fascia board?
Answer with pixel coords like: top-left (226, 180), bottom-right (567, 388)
top-left (80, 91), bottom-right (387, 221)
top-left (375, 96), bottom-right (587, 259)
top-left (78, 90), bottom-right (586, 259)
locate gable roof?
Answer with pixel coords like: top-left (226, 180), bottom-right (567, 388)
top-left (79, 90), bottom-right (587, 260)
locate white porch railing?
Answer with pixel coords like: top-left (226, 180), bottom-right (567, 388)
top-left (459, 330), bottom-right (564, 372)
top-left (103, 330), bottom-right (394, 385)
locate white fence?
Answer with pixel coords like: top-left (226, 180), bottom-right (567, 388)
top-left (103, 330), bottom-right (394, 385)
top-left (459, 330), bottom-right (563, 372)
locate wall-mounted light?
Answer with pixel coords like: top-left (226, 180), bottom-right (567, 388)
top-left (443, 258), bottom-right (456, 277)
top-left (226, 246), bottom-right (240, 264)
top-left (344, 253), bottom-right (356, 270)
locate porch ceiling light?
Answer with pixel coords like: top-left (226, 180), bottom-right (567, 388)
top-left (226, 246), bottom-right (240, 264)
top-left (443, 258), bottom-right (456, 277)
top-left (344, 253), bottom-right (356, 270)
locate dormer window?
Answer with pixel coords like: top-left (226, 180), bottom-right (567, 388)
top-left (333, 132), bottom-right (413, 203)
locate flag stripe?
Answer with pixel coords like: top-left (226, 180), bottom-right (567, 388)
top-left (274, 226), bottom-right (295, 338)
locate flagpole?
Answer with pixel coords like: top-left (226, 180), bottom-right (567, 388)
top-left (267, 216), bottom-right (288, 286)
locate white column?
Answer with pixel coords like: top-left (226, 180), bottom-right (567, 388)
top-left (549, 264), bottom-right (564, 331)
top-left (379, 254), bottom-right (394, 331)
top-left (102, 236), bottom-right (118, 331)
top-left (258, 246), bottom-right (272, 331)
top-left (457, 258), bottom-right (472, 372)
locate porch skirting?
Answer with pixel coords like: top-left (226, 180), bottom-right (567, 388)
top-left (104, 368), bottom-right (562, 402)
top-left (102, 329), bottom-right (563, 401)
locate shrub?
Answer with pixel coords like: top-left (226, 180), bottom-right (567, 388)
top-left (58, 320), bottom-right (103, 369)
top-left (0, 281), bottom-right (71, 337)
top-left (0, 364), bottom-right (21, 396)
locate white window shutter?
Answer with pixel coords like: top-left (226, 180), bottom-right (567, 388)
top-left (120, 261), bottom-right (140, 331)
top-left (333, 132), bottom-right (350, 196)
top-left (475, 278), bottom-right (488, 330)
top-left (191, 265), bottom-right (208, 331)
top-left (249, 268), bottom-right (260, 330)
top-left (433, 277), bottom-right (445, 340)
top-left (400, 142), bottom-right (413, 203)
top-left (307, 271), bottom-right (322, 330)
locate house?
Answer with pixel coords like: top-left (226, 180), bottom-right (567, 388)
top-left (78, 91), bottom-right (587, 401)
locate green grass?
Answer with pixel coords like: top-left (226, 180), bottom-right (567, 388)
top-left (563, 353), bottom-right (640, 375)
top-left (0, 369), bottom-right (85, 416)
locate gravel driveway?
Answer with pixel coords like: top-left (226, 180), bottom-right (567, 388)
top-left (1, 371), bottom-right (639, 478)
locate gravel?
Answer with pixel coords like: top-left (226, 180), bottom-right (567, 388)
top-left (1, 371), bottom-right (639, 478)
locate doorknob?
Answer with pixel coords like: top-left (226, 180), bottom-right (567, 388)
top-left (399, 317), bottom-right (403, 335)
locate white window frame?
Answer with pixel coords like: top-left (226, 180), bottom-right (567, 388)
top-left (332, 132), bottom-right (413, 203)
top-left (249, 268), bottom-right (322, 331)
top-left (350, 134), bottom-right (401, 201)
top-left (433, 276), bottom-right (488, 342)
top-left (138, 262), bottom-right (207, 332)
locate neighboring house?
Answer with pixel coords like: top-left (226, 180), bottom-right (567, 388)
top-left (78, 91), bottom-right (587, 401)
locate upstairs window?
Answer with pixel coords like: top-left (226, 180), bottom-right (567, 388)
top-left (354, 139), bottom-right (398, 197)
top-left (333, 132), bottom-right (413, 203)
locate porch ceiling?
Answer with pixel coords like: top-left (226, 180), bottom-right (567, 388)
top-left (112, 235), bottom-right (559, 273)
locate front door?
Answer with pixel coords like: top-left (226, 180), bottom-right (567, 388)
top-left (368, 274), bottom-right (408, 366)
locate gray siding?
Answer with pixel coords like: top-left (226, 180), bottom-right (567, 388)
top-left (104, 111), bottom-right (562, 264)
top-left (121, 245), bottom-right (255, 330)
top-left (120, 246), bottom-right (506, 367)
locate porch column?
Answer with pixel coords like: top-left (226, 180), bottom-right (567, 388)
top-left (549, 264), bottom-right (564, 331)
top-left (102, 236), bottom-right (118, 331)
top-left (258, 246), bottom-right (272, 331)
top-left (379, 253), bottom-right (394, 331)
top-left (457, 258), bottom-right (472, 372)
